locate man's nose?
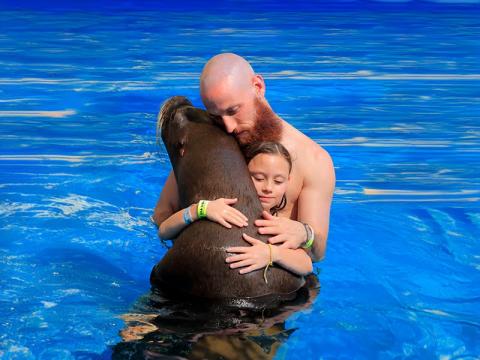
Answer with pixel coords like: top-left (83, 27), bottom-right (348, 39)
top-left (222, 116), bottom-right (236, 133)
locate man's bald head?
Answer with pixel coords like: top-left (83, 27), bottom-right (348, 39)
top-left (198, 53), bottom-right (276, 144)
top-left (200, 53), bottom-right (256, 104)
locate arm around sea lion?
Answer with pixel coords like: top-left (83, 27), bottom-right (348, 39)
top-left (296, 148), bottom-right (335, 261)
top-left (153, 171), bottom-right (249, 240)
top-left (226, 233), bottom-right (313, 276)
top-left (152, 171), bottom-right (180, 227)
top-left (158, 198), bottom-right (248, 240)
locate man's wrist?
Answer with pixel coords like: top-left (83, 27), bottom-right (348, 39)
top-left (302, 223), bottom-right (315, 249)
top-left (301, 222), bottom-right (309, 245)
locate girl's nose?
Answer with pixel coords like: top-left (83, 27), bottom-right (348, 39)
top-left (262, 180), bottom-right (273, 193)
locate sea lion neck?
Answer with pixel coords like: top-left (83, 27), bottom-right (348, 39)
top-left (172, 123), bottom-right (251, 207)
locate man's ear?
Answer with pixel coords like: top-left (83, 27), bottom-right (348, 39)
top-left (253, 74), bottom-right (266, 96)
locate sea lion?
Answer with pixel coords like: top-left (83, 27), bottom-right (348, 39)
top-left (150, 96), bottom-right (304, 299)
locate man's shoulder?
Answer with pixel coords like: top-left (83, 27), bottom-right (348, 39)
top-left (281, 120), bottom-right (334, 176)
top-left (312, 143), bottom-right (333, 167)
top-left (294, 131), bottom-right (332, 167)
top-left (296, 135), bottom-right (335, 187)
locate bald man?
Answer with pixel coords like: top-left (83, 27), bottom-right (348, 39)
top-left (153, 53), bottom-right (335, 262)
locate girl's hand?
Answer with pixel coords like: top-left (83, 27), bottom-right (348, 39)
top-left (205, 198), bottom-right (248, 228)
top-left (225, 233), bottom-right (273, 274)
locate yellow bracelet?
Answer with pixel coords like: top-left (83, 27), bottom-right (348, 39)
top-left (197, 200), bottom-right (209, 219)
top-left (263, 243), bottom-right (273, 284)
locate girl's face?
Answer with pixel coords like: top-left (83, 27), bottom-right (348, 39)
top-left (247, 153), bottom-right (290, 211)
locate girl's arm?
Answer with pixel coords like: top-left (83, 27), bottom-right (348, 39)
top-left (226, 233), bottom-right (313, 276)
top-left (158, 203), bottom-right (198, 240)
top-left (159, 198), bottom-right (249, 240)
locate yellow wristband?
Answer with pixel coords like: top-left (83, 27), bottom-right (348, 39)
top-left (197, 200), bottom-right (209, 219)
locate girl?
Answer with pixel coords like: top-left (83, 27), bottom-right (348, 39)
top-left (158, 141), bottom-right (312, 276)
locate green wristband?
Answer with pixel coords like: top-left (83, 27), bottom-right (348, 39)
top-left (302, 223), bottom-right (315, 249)
top-left (197, 200), bottom-right (209, 219)
top-left (303, 237), bottom-right (314, 249)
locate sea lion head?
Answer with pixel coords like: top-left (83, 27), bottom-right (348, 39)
top-left (157, 96), bottom-right (216, 162)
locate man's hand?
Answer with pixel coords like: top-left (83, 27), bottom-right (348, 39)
top-left (254, 210), bottom-right (306, 249)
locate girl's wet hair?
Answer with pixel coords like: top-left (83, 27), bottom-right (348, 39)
top-left (243, 141), bottom-right (292, 216)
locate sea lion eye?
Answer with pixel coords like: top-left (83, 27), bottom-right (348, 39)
top-left (177, 138), bottom-right (187, 157)
top-left (209, 113), bottom-right (222, 124)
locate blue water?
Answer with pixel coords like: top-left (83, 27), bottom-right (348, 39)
top-left (1, 3), bottom-right (480, 359)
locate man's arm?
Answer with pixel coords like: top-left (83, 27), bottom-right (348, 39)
top-left (297, 148), bottom-right (335, 261)
top-left (152, 170), bottom-right (180, 227)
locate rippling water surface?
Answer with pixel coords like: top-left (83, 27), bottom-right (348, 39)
top-left (1, 4), bottom-right (479, 359)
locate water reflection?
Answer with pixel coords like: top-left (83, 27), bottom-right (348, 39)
top-left (112, 275), bottom-right (319, 359)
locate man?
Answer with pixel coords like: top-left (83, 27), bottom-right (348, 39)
top-left (152, 53), bottom-right (335, 262)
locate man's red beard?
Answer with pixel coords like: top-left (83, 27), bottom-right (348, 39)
top-left (236, 98), bottom-right (283, 146)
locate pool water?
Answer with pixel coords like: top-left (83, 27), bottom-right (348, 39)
top-left (1, 2), bottom-right (479, 359)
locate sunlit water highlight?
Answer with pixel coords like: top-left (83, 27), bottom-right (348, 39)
top-left (0, 5), bottom-right (479, 359)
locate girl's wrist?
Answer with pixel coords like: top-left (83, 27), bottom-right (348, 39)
top-left (190, 204), bottom-right (199, 221)
top-left (270, 243), bottom-right (280, 263)
top-left (197, 200), bottom-right (209, 219)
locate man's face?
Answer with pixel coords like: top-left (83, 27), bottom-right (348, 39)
top-left (203, 85), bottom-right (281, 146)
top-left (203, 85), bottom-right (256, 145)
